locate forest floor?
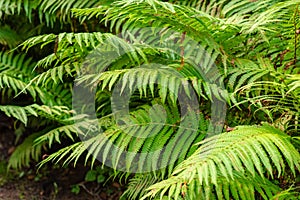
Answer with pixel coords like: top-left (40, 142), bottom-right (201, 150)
top-left (0, 117), bottom-right (124, 200)
top-left (0, 167), bottom-right (124, 200)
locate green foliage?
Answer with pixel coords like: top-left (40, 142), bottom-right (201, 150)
top-left (8, 132), bottom-right (43, 169)
top-left (0, 25), bottom-right (22, 49)
top-left (71, 184), bottom-right (81, 194)
top-left (142, 124), bottom-right (300, 199)
top-left (1, 0), bottom-right (300, 199)
top-left (85, 166), bottom-right (107, 183)
top-left (0, 0), bottom-right (113, 26)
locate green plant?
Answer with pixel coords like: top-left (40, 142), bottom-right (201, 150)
top-left (0, 0), bottom-right (300, 199)
top-left (85, 166), bottom-right (109, 183)
top-left (71, 184), bottom-right (81, 195)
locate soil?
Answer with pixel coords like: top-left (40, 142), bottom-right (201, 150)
top-left (0, 115), bottom-right (124, 200)
top-left (0, 177), bottom-right (123, 200)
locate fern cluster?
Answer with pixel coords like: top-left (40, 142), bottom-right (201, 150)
top-left (0, 0), bottom-right (300, 199)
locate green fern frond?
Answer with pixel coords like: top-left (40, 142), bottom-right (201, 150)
top-left (0, 74), bottom-right (37, 98)
top-left (37, 141), bottom-right (83, 169)
top-left (286, 74), bottom-right (300, 96)
top-left (0, 0), bottom-right (19, 17)
top-left (8, 132), bottom-right (43, 169)
top-left (0, 104), bottom-right (73, 125)
top-left (272, 186), bottom-right (300, 200)
top-left (18, 34), bottom-right (57, 52)
top-left (122, 173), bottom-right (160, 200)
top-left (31, 104), bottom-right (73, 120)
top-left (0, 105), bottom-right (37, 125)
top-left (20, 32), bottom-right (150, 88)
top-left (34, 115), bottom-right (91, 148)
top-left (142, 124), bottom-right (300, 200)
top-left (38, 104), bottom-right (208, 175)
top-left (0, 0), bottom-right (39, 21)
top-left (93, 65), bottom-right (192, 104)
top-left (0, 0), bottom-right (112, 26)
top-left (19, 30), bottom-right (117, 53)
top-left (0, 51), bottom-right (36, 78)
top-left (0, 25), bottom-right (22, 49)
top-left (73, 0), bottom-right (220, 47)
top-left (143, 172), bottom-right (293, 200)
top-left (169, 0), bottom-right (283, 21)
top-left (30, 64), bottom-right (75, 86)
top-left (38, 0), bottom-right (111, 26)
top-left (230, 61), bottom-right (300, 132)
top-left (227, 58), bottom-right (274, 91)
top-left (0, 51), bottom-right (38, 98)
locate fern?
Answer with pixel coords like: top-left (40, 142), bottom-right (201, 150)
top-left (0, 51), bottom-right (38, 100)
top-left (8, 132), bottom-right (44, 169)
top-left (0, 25), bottom-right (22, 49)
top-left (39, 105), bottom-right (208, 174)
top-left (2, 0), bottom-right (300, 199)
top-left (230, 61), bottom-right (300, 133)
top-left (34, 115), bottom-right (91, 148)
top-left (0, 0), bottom-right (113, 26)
top-left (142, 124), bottom-right (300, 200)
top-left (122, 174), bottom-right (160, 200)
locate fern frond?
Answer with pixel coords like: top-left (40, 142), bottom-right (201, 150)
top-left (37, 141), bottom-right (83, 168)
top-left (227, 58), bottom-right (274, 91)
top-left (73, 0), bottom-right (221, 47)
top-left (0, 0), bottom-right (39, 21)
top-left (0, 51), bottom-right (38, 98)
top-left (231, 64), bottom-right (300, 133)
top-left (143, 172), bottom-right (293, 200)
top-left (8, 132), bottom-right (43, 169)
top-left (0, 0), bottom-right (111, 26)
top-left (0, 105), bottom-right (37, 125)
top-left (92, 65), bottom-right (192, 104)
top-left (122, 173), bottom-right (160, 200)
top-left (0, 74), bottom-right (37, 98)
top-left (34, 115), bottom-right (91, 148)
top-left (142, 124), bottom-right (300, 199)
top-left (0, 25), bottom-right (22, 49)
top-left (38, 104), bottom-right (208, 175)
top-left (0, 51), bottom-right (36, 78)
top-left (38, 0), bottom-right (109, 26)
top-left (0, 0), bottom-right (19, 18)
top-left (0, 104), bottom-right (73, 125)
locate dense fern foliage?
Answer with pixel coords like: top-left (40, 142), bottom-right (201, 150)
top-left (0, 0), bottom-right (300, 199)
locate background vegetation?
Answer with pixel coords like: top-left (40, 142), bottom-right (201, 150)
top-left (0, 0), bottom-right (300, 199)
